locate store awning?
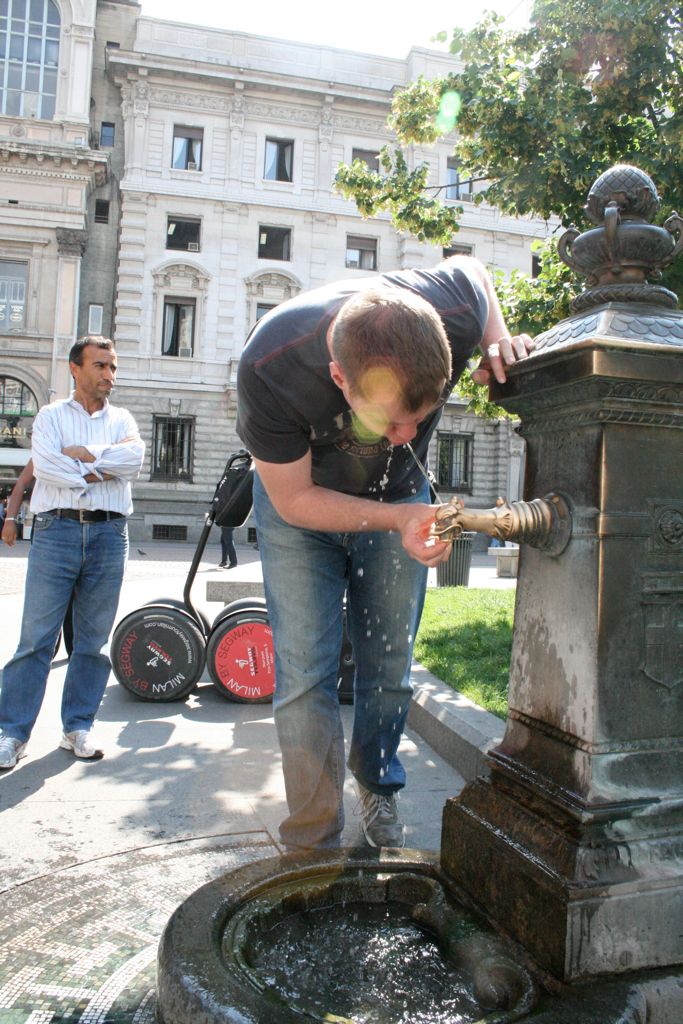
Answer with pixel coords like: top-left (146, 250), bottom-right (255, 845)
top-left (0, 449), bottom-right (31, 466)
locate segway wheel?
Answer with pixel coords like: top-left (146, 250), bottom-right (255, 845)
top-left (111, 605), bottom-right (206, 701)
top-left (206, 606), bottom-right (275, 703)
top-left (144, 596), bottom-right (210, 637)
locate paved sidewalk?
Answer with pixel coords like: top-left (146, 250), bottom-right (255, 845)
top-left (0, 537), bottom-right (512, 1022)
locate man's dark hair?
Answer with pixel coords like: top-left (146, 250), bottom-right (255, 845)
top-left (331, 287), bottom-right (452, 412)
top-left (69, 335), bottom-right (115, 366)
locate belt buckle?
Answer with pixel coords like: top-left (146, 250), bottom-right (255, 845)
top-left (78, 509), bottom-right (89, 524)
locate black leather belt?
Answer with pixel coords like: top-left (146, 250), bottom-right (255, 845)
top-left (48, 509), bottom-right (125, 523)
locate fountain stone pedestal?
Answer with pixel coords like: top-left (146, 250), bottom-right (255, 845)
top-left (442, 165), bottom-right (683, 982)
top-left (156, 167), bottom-right (683, 1022)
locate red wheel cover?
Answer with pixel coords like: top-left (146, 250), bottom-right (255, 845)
top-left (212, 620), bottom-right (275, 701)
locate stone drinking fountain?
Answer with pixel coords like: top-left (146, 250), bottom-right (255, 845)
top-left (156, 166), bottom-right (683, 1023)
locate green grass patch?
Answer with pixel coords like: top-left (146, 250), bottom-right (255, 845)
top-left (414, 588), bottom-right (514, 720)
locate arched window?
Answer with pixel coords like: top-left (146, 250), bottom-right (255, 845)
top-left (0, 375), bottom-right (38, 418)
top-left (0, 0), bottom-right (60, 120)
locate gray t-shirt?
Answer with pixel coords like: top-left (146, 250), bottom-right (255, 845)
top-left (236, 260), bottom-right (488, 501)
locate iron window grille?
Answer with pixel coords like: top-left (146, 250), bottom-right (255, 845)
top-left (152, 416), bottom-right (194, 481)
top-left (437, 432), bottom-right (474, 493)
top-left (153, 524), bottom-right (187, 541)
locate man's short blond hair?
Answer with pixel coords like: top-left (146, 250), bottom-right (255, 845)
top-left (331, 287), bottom-right (451, 412)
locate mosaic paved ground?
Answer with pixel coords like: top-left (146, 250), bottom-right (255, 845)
top-left (0, 833), bottom-right (275, 1022)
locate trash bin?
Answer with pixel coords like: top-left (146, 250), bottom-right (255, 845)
top-left (436, 531), bottom-right (475, 587)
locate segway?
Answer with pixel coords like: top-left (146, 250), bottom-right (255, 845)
top-left (111, 449), bottom-right (355, 705)
top-left (111, 450), bottom-right (262, 702)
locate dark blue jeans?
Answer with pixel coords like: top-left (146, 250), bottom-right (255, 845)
top-left (0, 512), bottom-right (128, 742)
top-left (254, 473), bottom-right (428, 850)
top-left (220, 527), bottom-right (237, 566)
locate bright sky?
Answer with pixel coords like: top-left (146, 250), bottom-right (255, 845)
top-left (138, 0), bottom-right (531, 58)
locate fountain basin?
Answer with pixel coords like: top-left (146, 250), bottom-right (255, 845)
top-left (156, 848), bottom-right (538, 1024)
top-left (157, 847), bottom-right (683, 1023)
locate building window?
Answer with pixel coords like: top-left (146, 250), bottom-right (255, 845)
top-left (87, 304), bottom-right (103, 334)
top-left (166, 216), bottom-right (201, 252)
top-left (446, 157), bottom-right (472, 201)
top-left (258, 225), bottom-right (291, 261)
top-left (532, 253), bottom-right (542, 278)
top-left (172, 126), bottom-right (203, 170)
top-left (162, 298), bottom-right (195, 357)
top-left (256, 302), bottom-right (276, 321)
top-left (153, 523), bottom-right (188, 540)
top-left (0, 374), bottom-right (38, 416)
top-left (442, 243), bottom-right (474, 260)
top-left (346, 235), bottom-right (377, 271)
top-left (0, 260), bottom-right (27, 332)
top-left (94, 199), bottom-right (110, 224)
top-left (352, 148), bottom-right (380, 172)
top-left (264, 137), bottom-right (293, 182)
top-left (0, 0), bottom-right (60, 119)
top-left (152, 416), bottom-right (194, 481)
top-left (100, 121), bottom-right (115, 147)
top-left (437, 433), bottom-right (474, 493)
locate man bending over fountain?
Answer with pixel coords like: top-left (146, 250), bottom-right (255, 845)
top-left (237, 255), bottom-right (531, 851)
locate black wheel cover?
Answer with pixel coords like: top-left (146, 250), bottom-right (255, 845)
top-left (111, 605), bottom-right (206, 701)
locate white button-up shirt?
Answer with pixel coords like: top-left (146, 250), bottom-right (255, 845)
top-left (30, 396), bottom-right (145, 515)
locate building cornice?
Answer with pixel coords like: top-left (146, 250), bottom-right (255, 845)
top-left (108, 50), bottom-right (400, 107)
top-left (0, 141), bottom-right (108, 185)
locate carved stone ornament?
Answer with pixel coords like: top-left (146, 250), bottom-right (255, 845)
top-left (56, 228), bottom-right (87, 256)
top-left (557, 165), bottom-right (683, 310)
top-left (640, 572), bottom-right (683, 690)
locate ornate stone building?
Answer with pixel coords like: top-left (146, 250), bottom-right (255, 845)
top-left (1, 0), bottom-right (542, 539)
top-left (0, 0), bottom-right (108, 494)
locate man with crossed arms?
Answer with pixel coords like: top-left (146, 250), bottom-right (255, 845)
top-left (0, 336), bottom-right (144, 770)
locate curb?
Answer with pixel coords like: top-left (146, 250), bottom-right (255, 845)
top-left (408, 661), bottom-right (505, 782)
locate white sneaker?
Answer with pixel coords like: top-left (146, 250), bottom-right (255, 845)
top-left (60, 730), bottom-right (104, 761)
top-left (0, 733), bottom-right (27, 770)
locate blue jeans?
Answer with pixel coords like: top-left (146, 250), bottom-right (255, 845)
top-left (0, 513), bottom-right (128, 743)
top-left (253, 473), bottom-right (428, 850)
top-left (220, 527), bottom-right (237, 566)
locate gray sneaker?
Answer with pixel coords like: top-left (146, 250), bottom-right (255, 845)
top-left (60, 730), bottom-right (104, 761)
top-left (356, 782), bottom-right (405, 848)
top-left (0, 733), bottom-right (27, 771)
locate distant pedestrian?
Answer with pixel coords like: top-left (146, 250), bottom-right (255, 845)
top-left (1, 461), bottom-right (33, 547)
top-left (0, 336), bottom-right (145, 771)
top-left (3, 460), bottom-right (74, 659)
top-left (218, 525), bottom-right (237, 569)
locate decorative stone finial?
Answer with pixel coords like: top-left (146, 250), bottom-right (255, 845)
top-left (558, 164), bottom-right (683, 311)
